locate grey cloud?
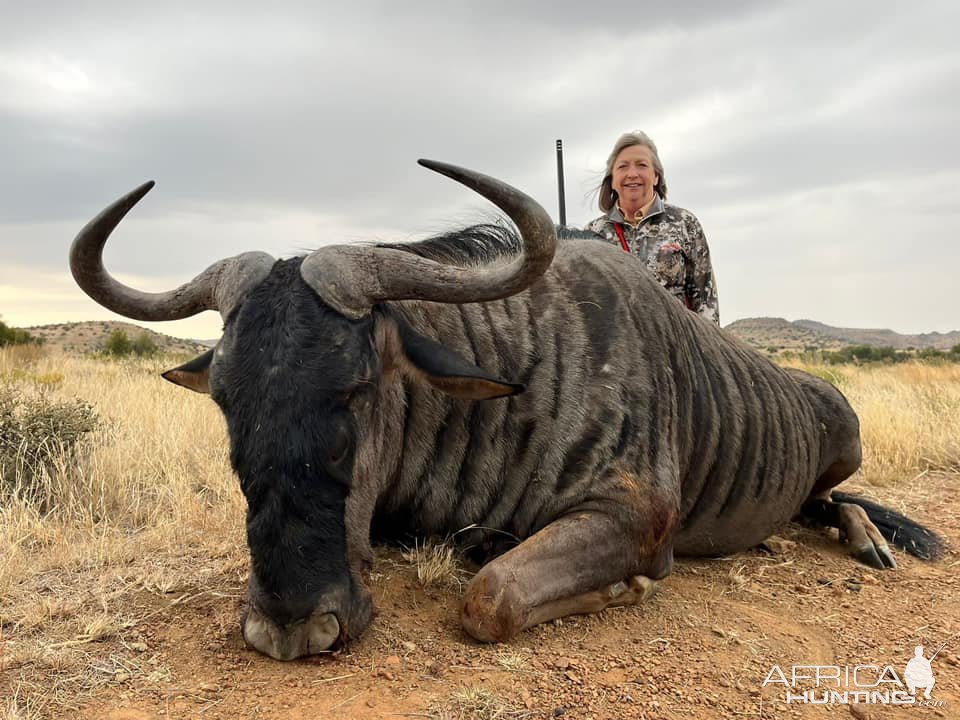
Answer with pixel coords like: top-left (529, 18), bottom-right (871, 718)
top-left (1, 0), bottom-right (959, 333)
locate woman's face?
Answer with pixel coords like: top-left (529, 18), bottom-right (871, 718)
top-left (612, 144), bottom-right (659, 212)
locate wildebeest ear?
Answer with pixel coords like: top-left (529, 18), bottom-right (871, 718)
top-left (162, 348), bottom-right (214, 394)
top-left (392, 318), bottom-right (523, 400)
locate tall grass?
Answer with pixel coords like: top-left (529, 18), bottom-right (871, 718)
top-left (781, 360), bottom-right (960, 484)
top-left (1, 347), bottom-right (245, 717)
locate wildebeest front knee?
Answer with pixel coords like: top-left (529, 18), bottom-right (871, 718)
top-left (460, 566), bottom-right (525, 643)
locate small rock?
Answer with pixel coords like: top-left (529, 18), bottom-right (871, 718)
top-left (848, 705), bottom-right (871, 719)
top-left (128, 642), bottom-right (148, 652)
top-left (554, 657), bottom-right (571, 670)
top-left (764, 536), bottom-right (797, 554)
top-left (115, 672), bottom-right (129, 683)
top-left (385, 655), bottom-right (401, 666)
top-left (401, 641), bottom-right (418, 653)
top-left (553, 709), bottom-right (566, 718)
top-left (366, 700), bottom-right (376, 708)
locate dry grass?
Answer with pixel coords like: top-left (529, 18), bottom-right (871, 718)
top-left (401, 539), bottom-right (470, 591)
top-left (2, 347), bottom-right (959, 716)
top-left (432, 687), bottom-right (531, 720)
top-left (0, 346), bottom-right (245, 717)
top-left (781, 360), bottom-right (960, 484)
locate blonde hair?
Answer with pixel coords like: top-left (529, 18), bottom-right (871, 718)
top-left (598, 131), bottom-right (667, 212)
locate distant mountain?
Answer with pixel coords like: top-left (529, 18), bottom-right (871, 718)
top-left (25, 321), bottom-right (207, 355)
top-left (725, 317), bottom-right (960, 352)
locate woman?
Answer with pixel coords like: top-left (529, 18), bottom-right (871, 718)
top-left (583, 131), bottom-right (720, 325)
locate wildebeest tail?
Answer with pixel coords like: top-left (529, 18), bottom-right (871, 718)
top-left (830, 491), bottom-right (947, 560)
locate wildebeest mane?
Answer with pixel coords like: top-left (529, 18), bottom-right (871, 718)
top-left (378, 224), bottom-right (521, 266)
top-left (378, 224), bottom-right (603, 267)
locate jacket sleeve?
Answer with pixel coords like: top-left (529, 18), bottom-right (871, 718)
top-left (684, 213), bottom-right (720, 325)
top-left (583, 216), bottom-right (620, 249)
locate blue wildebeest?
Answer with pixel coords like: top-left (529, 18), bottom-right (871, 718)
top-left (70, 161), bottom-right (943, 660)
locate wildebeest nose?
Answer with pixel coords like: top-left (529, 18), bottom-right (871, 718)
top-left (242, 607), bottom-right (341, 661)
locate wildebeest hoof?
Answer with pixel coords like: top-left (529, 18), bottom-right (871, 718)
top-left (604, 575), bottom-right (657, 607)
top-left (853, 542), bottom-right (897, 570)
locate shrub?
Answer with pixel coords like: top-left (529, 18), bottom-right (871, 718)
top-left (822, 345), bottom-right (910, 365)
top-left (0, 319), bottom-right (42, 347)
top-left (0, 384), bottom-right (100, 505)
top-left (917, 347), bottom-right (946, 363)
top-left (131, 332), bottom-right (159, 356)
top-left (103, 329), bottom-right (159, 357)
top-left (104, 329), bottom-right (132, 356)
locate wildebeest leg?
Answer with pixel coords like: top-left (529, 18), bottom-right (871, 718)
top-left (802, 493), bottom-right (897, 569)
top-left (460, 495), bottom-right (677, 642)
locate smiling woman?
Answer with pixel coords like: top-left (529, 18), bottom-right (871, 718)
top-left (583, 131), bottom-right (720, 325)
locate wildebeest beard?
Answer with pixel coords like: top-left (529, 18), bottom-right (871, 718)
top-left (212, 258), bottom-right (377, 652)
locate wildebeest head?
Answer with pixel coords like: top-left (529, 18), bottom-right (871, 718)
top-left (69, 161), bottom-right (556, 660)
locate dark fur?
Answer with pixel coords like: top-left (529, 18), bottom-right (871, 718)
top-left (212, 259), bottom-right (375, 632)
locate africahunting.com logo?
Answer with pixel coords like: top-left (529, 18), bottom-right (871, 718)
top-left (762, 643), bottom-right (949, 707)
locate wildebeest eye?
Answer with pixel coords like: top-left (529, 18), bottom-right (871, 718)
top-left (329, 424), bottom-right (351, 466)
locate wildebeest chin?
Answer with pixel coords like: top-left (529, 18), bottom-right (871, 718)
top-left (70, 160), bottom-right (945, 661)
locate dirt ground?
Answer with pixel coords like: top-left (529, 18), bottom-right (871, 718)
top-left (9, 474), bottom-right (960, 720)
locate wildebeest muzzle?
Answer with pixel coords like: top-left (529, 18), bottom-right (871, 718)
top-left (240, 574), bottom-right (372, 660)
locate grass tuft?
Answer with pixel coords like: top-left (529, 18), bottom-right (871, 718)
top-left (433, 687), bottom-right (530, 720)
top-left (401, 539), bottom-right (470, 591)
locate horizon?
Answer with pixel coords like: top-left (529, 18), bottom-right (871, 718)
top-left (10, 315), bottom-right (959, 345)
top-left (2, 1), bottom-right (958, 339)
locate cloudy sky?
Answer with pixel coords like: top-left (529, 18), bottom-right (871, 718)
top-left (1, 0), bottom-right (958, 340)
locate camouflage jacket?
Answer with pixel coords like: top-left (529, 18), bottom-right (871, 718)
top-left (583, 197), bottom-right (720, 325)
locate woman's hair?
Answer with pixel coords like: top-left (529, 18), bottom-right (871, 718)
top-left (598, 130), bottom-right (667, 212)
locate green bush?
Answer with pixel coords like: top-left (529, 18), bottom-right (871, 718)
top-left (0, 384), bottom-right (99, 504)
top-left (104, 329), bottom-right (132, 356)
top-left (0, 319), bottom-right (42, 347)
top-left (131, 332), bottom-right (159, 356)
top-left (916, 347), bottom-right (946, 363)
top-left (821, 345), bottom-right (910, 364)
top-left (103, 329), bottom-right (159, 357)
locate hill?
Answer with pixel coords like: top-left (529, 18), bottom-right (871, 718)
top-left (17, 318), bottom-right (960, 357)
top-left (725, 317), bottom-right (960, 352)
top-left (24, 321), bottom-right (207, 355)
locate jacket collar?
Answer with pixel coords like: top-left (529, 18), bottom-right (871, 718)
top-left (609, 195), bottom-right (665, 226)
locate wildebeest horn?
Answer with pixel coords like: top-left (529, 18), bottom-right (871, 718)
top-left (70, 181), bottom-right (274, 321)
top-left (299, 160), bottom-right (557, 319)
